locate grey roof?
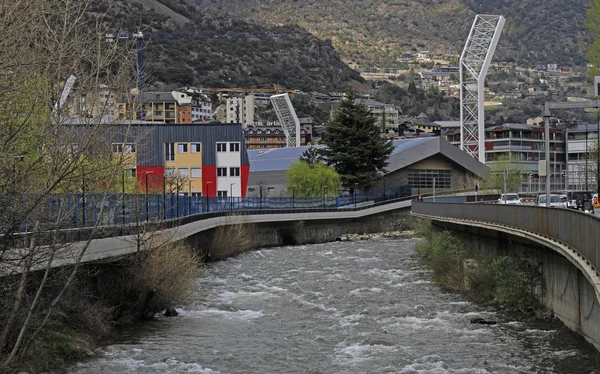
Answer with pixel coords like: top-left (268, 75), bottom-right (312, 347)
top-left (485, 123), bottom-right (540, 131)
top-left (565, 123), bottom-right (600, 133)
top-left (387, 137), bottom-right (489, 178)
top-left (356, 98), bottom-right (396, 108)
top-left (434, 120), bottom-right (460, 128)
top-left (248, 137), bottom-right (488, 178)
top-left (62, 117), bottom-right (166, 125)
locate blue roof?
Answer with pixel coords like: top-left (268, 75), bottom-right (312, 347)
top-left (249, 146), bottom-right (319, 172)
top-left (249, 138), bottom-right (436, 172)
top-left (390, 137), bottom-right (436, 156)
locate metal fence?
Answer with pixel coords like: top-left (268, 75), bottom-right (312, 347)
top-left (412, 202), bottom-right (600, 274)
top-left (17, 184), bottom-right (412, 232)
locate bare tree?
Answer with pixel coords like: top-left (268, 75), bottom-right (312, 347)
top-left (0, 0), bottom-right (142, 369)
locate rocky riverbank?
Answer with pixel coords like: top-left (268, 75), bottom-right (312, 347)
top-left (335, 230), bottom-right (415, 242)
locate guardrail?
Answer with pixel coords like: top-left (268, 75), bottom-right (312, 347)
top-left (412, 202), bottom-right (600, 273)
top-left (10, 185), bottom-right (412, 233)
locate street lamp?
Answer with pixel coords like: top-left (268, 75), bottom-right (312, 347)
top-left (145, 171), bottom-right (154, 222)
top-left (596, 107), bottom-right (600, 199)
top-left (188, 181), bottom-right (192, 215)
top-left (230, 183), bottom-right (235, 210)
top-left (81, 163), bottom-right (86, 226)
top-left (586, 119), bottom-right (589, 191)
top-left (205, 181), bottom-right (213, 212)
top-left (543, 111), bottom-right (551, 207)
top-left (162, 174), bottom-right (166, 220)
top-left (122, 169), bottom-right (126, 225)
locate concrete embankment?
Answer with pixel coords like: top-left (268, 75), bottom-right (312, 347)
top-left (434, 220), bottom-right (600, 351)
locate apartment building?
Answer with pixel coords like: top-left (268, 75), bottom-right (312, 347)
top-left (108, 123), bottom-right (250, 197)
top-left (116, 91), bottom-right (192, 124)
top-left (226, 95), bottom-right (256, 126)
top-left (444, 123), bottom-right (566, 191)
top-left (565, 123), bottom-right (600, 191)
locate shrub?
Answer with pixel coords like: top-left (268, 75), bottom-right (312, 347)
top-left (210, 214), bottom-right (256, 260)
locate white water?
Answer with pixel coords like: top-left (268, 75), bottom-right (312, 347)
top-left (65, 238), bottom-right (600, 373)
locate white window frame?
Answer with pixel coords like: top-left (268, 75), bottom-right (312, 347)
top-left (178, 167), bottom-right (189, 177)
top-left (178, 143), bottom-right (188, 153)
top-left (191, 142), bottom-right (202, 153)
top-left (165, 167), bottom-right (176, 177)
top-left (229, 142), bottom-right (240, 152)
top-left (191, 167), bottom-right (202, 178)
top-left (165, 143), bottom-right (175, 162)
top-left (217, 190), bottom-right (228, 197)
top-left (112, 143), bottom-right (123, 153)
top-left (217, 142), bottom-right (227, 152)
top-left (229, 167), bottom-right (240, 177)
top-left (217, 167), bottom-right (227, 177)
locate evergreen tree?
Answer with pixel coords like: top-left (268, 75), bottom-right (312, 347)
top-left (320, 92), bottom-right (394, 188)
top-left (299, 146), bottom-right (322, 167)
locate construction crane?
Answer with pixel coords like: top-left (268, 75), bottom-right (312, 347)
top-left (205, 84), bottom-right (299, 94)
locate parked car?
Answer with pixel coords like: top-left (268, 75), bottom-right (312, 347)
top-left (498, 193), bottom-right (522, 205)
top-left (535, 194), bottom-right (567, 208)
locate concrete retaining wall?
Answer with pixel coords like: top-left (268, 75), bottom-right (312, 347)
top-left (435, 221), bottom-right (600, 350)
top-left (187, 207), bottom-right (413, 261)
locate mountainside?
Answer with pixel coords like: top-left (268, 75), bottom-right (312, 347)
top-left (193, 0), bottom-right (593, 67)
top-left (89, 0), bottom-right (363, 92)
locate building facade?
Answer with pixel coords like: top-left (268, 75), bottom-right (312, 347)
top-left (109, 123), bottom-right (250, 197)
top-left (226, 95), bottom-right (256, 126)
top-left (244, 120), bottom-right (312, 149)
top-left (117, 91), bottom-right (192, 124)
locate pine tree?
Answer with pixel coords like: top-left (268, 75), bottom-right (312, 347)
top-left (320, 92), bottom-right (394, 188)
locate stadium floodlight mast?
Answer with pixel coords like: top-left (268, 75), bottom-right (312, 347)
top-left (460, 14), bottom-right (506, 162)
top-left (270, 93), bottom-right (301, 147)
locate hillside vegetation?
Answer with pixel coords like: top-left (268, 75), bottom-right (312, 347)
top-left (193, 0), bottom-right (593, 68)
top-left (88, 0), bottom-right (363, 92)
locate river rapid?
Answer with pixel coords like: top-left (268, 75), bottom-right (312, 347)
top-left (65, 238), bottom-right (600, 373)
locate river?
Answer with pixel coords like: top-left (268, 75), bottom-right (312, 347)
top-left (65, 238), bottom-right (600, 373)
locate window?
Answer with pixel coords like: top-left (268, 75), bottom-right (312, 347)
top-left (165, 143), bottom-right (175, 161)
top-left (217, 191), bottom-right (228, 197)
top-left (178, 143), bottom-right (188, 153)
top-left (124, 168), bottom-right (136, 177)
top-left (192, 192), bottom-right (202, 197)
top-left (124, 143), bottom-right (136, 153)
top-left (165, 167), bottom-right (176, 177)
top-left (229, 142), bottom-right (240, 152)
top-left (407, 169), bottom-right (452, 189)
top-left (178, 168), bottom-right (189, 177)
top-left (191, 143), bottom-right (202, 153)
top-left (217, 142), bottom-right (227, 152)
top-left (112, 143), bottom-right (123, 153)
top-left (217, 167), bottom-right (227, 177)
top-left (229, 167), bottom-right (240, 177)
top-left (191, 167), bottom-right (202, 178)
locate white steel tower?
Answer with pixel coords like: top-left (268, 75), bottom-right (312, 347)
top-left (270, 93), bottom-right (301, 147)
top-left (460, 15), bottom-right (505, 162)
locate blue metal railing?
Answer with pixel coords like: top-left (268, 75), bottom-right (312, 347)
top-left (17, 184), bottom-right (412, 232)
